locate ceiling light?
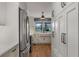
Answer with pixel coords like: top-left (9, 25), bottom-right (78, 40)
top-left (40, 12), bottom-right (45, 20)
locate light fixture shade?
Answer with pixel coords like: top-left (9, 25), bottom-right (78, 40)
top-left (41, 12), bottom-right (45, 20)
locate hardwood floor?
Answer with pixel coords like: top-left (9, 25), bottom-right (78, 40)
top-left (30, 44), bottom-right (51, 57)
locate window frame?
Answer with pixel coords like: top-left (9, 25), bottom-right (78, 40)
top-left (34, 18), bottom-right (52, 33)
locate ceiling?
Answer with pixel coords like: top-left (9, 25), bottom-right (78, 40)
top-left (26, 2), bottom-right (52, 18)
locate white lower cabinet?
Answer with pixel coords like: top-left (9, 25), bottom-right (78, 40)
top-left (1, 44), bottom-right (19, 57)
top-left (32, 34), bottom-right (51, 44)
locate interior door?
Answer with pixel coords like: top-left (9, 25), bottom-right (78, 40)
top-left (59, 15), bottom-right (67, 57)
top-left (66, 4), bottom-right (78, 56)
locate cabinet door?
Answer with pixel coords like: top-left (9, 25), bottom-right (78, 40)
top-left (59, 15), bottom-right (67, 57)
top-left (66, 3), bottom-right (78, 57)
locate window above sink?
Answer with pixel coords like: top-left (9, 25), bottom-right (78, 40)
top-left (34, 18), bottom-right (52, 33)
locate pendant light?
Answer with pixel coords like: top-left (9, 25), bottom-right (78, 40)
top-left (41, 11), bottom-right (45, 20)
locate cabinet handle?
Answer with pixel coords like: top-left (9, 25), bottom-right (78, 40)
top-left (61, 33), bottom-right (66, 44)
top-left (12, 49), bottom-right (16, 52)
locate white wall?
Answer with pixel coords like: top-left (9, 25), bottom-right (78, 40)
top-left (0, 2), bottom-right (19, 56)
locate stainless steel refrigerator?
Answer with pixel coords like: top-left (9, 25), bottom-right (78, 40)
top-left (19, 8), bottom-right (30, 57)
